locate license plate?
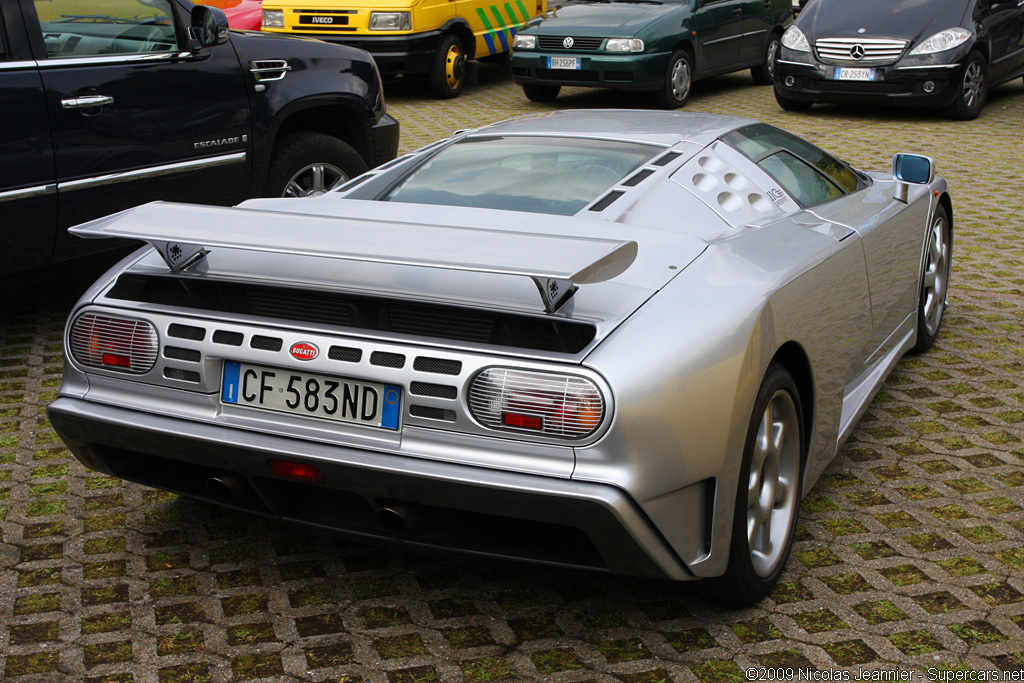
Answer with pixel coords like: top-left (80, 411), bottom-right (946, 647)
top-left (548, 56), bottom-right (581, 70)
top-left (221, 361), bottom-right (401, 430)
top-left (834, 67), bottom-right (876, 81)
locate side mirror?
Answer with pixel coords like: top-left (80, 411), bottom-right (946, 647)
top-left (891, 153), bottom-right (934, 203)
top-left (189, 5), bottom-right (230, 50)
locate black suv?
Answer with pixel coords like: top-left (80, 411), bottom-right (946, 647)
top-left (1, 0), bottom-right (399, 271)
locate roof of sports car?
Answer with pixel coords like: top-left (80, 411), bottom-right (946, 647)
top-left (470, 110), bottom-right (757, 146)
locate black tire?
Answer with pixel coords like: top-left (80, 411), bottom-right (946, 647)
top-left (706, 363), bottom-right (804, 606)
top-left (429, 34), bottom-right (467, 99)
top-left (774, 86), bottom-right (813, 111)
top-left (264, 133), bottom-right (367, 198)
top-left (945, 51), bottom-right (987, 120)
top-left (750, 33), bottom-right (781, 85)
top-left (655, 50), bottom-right (693, 109)
top-left (911, 205), bottom-right (952, 353)
top-left (522, 84), bottom-right (561, 102)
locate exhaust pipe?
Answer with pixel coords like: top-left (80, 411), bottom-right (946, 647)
top-left (377, 503), bottom-right (419, 536)
top-left (205, 473), bottom-right (248, 503)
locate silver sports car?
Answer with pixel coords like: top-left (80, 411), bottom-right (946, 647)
top-left (48, 111), bottom-right (952, 604)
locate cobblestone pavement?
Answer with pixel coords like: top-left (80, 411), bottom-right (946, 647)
top-left (2, 67), bottom-right (1024, 683)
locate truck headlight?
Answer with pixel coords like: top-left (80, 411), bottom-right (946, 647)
top-left (261, 9), bottom-right (284, 28)
top-left (605, 38), bottom-right (644, 52)
top-left (369, 12), bottom-right (411, 30)
top-left (514, 34), bottom-right (537, 49)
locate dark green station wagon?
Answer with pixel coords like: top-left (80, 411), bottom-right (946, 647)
top-left (510, 0), bottom-right (793, 107)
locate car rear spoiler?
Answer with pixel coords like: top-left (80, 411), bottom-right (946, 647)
top-left (69, 201), bottom-right (638, 314)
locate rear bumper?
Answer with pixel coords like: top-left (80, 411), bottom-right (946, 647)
top-left (510, 50), bottom-right (669, 91)
top-left (48, 396), bottom-right (693, 580)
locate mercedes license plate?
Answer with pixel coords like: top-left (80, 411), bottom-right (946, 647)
top-left (834, 67), bottom-right (876, 81)
top-left (548, 56), bottom-right (581, 69)
top-left (222, 361), bottom-right (401, 430)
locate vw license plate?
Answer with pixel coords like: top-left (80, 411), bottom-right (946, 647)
top-left (834, 67), bottom-right (876, 81)
top-left (222, 361), bottom-right (401, 430)
top-left (548, 56), bottom-right (581, 69)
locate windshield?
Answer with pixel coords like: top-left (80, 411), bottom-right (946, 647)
top-left (382, 136), bottom-right (660, 216)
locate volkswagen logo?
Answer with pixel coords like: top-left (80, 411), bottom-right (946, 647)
top-left (849, 44), bottom-right (865, 60)
top-left (563, 36), bottom-right (574, 49)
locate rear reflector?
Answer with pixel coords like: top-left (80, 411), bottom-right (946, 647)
top-left (69, 312), bottom-right (158, 374)
top-left (269, 459), bottom-right (326, 484)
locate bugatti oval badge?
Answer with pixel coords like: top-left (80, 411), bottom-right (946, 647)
top-left (289, 342), bottom-right (319, 361)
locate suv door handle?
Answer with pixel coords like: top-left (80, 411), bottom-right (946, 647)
top-left (61, 95), bottom-right (114, 110)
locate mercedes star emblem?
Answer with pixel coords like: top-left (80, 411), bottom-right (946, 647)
top-left (850, 44), bottom-right (865, 60)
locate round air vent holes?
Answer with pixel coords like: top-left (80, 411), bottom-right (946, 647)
top-left (724, 172), bottom-right (748, 191)
top-left (692, 173), bottom-right (718, 192)
top-left (749, 193), bottom-right (773, 213)
top-left (717, 191), bottom-right (743, 212)
top-left (698, 155), bottom-right (724, 172)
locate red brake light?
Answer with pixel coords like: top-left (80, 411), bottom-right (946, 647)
top-left (503, 413), bottom-right (543, 430)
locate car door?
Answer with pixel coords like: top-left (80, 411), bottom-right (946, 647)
top-left (693, 0), bottom-right (746, 73)
top-left (975, 0), bottom-right (1024, 81)
top-left (0, 3), bottom-right (58, 270)
top-left (739, 0), bottom-right (773, 63)
top-left (23, 0), bottom-right (253, 261)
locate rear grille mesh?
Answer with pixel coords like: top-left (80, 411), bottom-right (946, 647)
top-left (410, 405), bottom-right (456, 422)
top-left (163, 346), bottom-right (201, 363)
top-left (167, 323), bottom-right (205, 341)
top-left (410, 382), bottom-right (457, 399)
top-left (213, 330), bottom-right (244, 346)
top-left (414, 357), bottom-right (462, 375)
top-left (164, 367), bottom-right (200, 383)
top-left (329, 346), bottom-right (363, 363)
top-left (107, 274), bottom-right (597, 354)
top-left (370, 351), bottom-right (406, 368)
top-left (250, 335), bottom-right (283, 352)
top-left (69, 313), bottom-right (158, 374)
top-left (814, 37), bottom-right (906, 64)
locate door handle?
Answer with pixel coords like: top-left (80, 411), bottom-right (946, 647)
top-left (61, 95), bottom-right (114, 110)
top-left (733, 6), bottom-right (743, 14)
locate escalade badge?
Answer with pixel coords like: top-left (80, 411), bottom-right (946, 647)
top-left (290, 342), bottom-right (319, 360)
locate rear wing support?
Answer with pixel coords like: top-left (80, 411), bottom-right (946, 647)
top-left (70, 201), bottom-right (638, 315)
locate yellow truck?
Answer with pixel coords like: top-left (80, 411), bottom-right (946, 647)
top-left (260, 0), bottom-right (547, 98)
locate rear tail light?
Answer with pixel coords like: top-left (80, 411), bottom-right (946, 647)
top-left (468, 368), bottom-right (605, 439)
top-left (69, 313), bottom-right (158, 374)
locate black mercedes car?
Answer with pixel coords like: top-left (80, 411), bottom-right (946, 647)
top-left (772, 0), bottom-right (1024, 119)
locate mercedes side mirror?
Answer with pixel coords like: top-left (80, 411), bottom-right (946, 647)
top-left (892, 153), bottom-right (934, 203)
top-left (189, 5), bottom-right (230, 51)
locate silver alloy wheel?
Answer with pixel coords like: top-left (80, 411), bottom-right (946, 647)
top-left (282, 162), bottom-right (349, 198)
top-left (746, 388), bottom-right (801, 578)
top-left (670, 57), bottom-right (691, 102)
top-left (962, 61), bottom-right (984, 111)
top-left (766, 39), bottom-right (779, 79)
top-left (921, 213), bottom-right (951, 337)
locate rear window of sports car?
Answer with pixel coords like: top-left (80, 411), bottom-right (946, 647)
top-left (381, 136), bottom-right (659, 215)
top-left (721, 124), bottom-right (867, 207)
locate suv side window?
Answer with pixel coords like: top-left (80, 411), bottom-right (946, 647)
top-left (722, 123), bottom-right (867, 207)
top-left (33, 0), bottom-right (178, 58)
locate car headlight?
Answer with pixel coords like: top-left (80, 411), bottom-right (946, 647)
top-left (368, 12), bottom-right (411, 30)
top-left (909, 27), bottom-right (972, 55)
top-left (261, 9), bottom-right (284, 28)
top-left (781, 25), bottom-right (810, 52)
top-left (514, 34), bottom-right (537, 49)
top-left (605, 38), bottom-right (644, 52)
top-left (468, 368), bottom-right (605, 440)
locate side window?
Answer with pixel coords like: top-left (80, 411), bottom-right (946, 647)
top-left (723, 123), bottom-right (866, 204)
top-left (33, 0), bottom-right (179, 58)
top-left (759, 151), bottom-right (845, 207)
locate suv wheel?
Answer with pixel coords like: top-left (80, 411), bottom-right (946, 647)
top-left (265, 133), bottom-right (367, 198)
top-left (429, 34), bottom-right (467, 99)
